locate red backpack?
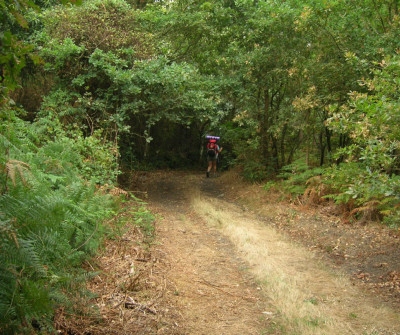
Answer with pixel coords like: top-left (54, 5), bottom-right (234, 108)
top-left (207, 140), bottom-right (218, 157)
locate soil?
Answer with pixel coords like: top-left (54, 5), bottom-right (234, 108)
top-left (58, 170), bottom-right (400, 334)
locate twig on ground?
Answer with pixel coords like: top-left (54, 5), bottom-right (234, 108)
top-left (195, 279), bottom-right (257, 302)
top-left (125, 297), bottom-right (157, 315)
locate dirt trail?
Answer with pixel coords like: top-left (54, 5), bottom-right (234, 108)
top-left (58, 170), bottom-right (400, 334)
top-left (142, 171), bottom-right (400, 335)
top-left (145, 172), bottom-right (273, 334)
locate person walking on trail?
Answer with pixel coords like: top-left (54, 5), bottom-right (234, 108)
top-left (206, 138), bottom-right (223, 177)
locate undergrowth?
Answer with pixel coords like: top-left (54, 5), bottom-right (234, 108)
top-left (275, 160), bottom-right (324, 198)
top-left (264, 159), bottom-right (400, 226)
top-left (0, 105), bottom-right (135, 334)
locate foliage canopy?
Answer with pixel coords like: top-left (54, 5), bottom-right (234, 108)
top-left (2, 0), bottom-right (400, 331)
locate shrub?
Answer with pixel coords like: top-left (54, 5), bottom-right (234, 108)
top-left (323, 162), bottom-right (400, 222)
top-left (241, 159), bottom-right (270, 182)
top-left (0, 105), bottom-right (121, 333)
top-left (277, 159), bottom-right (324, 198)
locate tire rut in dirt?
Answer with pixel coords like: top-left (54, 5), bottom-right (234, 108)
top-left (145, 173), bottom-right (193, 212)
top-left (200, 177), bottom-right (225, 198)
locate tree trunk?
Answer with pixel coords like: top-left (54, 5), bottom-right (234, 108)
top-left (271, 137), bottom-right (279, 171)
top-left (319, 131), bottom-right (326, 166)
top-left (325, 126), bottom-right (332, 153)
top-left (143, 125), bottom-right (151, 160)
top-left (260, 90), bottom-right (270, 162)
top-left (287, 130), bottom-right (301, 165)
top-left (198, 121), bottom-right (209, 163)
top-left (280, 123), bottom-right (287, 168)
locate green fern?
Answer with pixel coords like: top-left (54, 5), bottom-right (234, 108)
top-left (277, 160), bottom-right (325, 197)
top-left (1, 100), bottom-right (123, 333)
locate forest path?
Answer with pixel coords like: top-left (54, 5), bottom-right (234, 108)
top-left (145, 171), bottom-right (272, 334)
top-left (140, 170), bottom-right (400, 335)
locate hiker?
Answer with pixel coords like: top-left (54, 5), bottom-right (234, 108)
top-left (206, 138), bottom-right (223, 177)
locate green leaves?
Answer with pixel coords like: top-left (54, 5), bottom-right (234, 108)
top-left (41, 0), bottom-right (153, 56)
top-left (0, 104), bottom-right (121, 332)
top-left (327, 55), bottom-right (400, 171)
top-left (4, 0), bottom-right (400, 226)
top-left (0, 0), bottom-right (83, 99)
top-left (321, 55), bottom-right (400, 220)
top-left (0, 31), bottom-right (33, 91)
top-left (40, 37), bottom-right (85, 71)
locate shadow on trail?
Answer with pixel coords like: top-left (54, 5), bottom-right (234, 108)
top-left (200, 175), bottom-right (226, 198)
top-left (139, 171), bottom-right (225, 208)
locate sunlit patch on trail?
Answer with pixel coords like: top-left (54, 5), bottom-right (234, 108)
top-left (192, 195), bottom-right (400, 335)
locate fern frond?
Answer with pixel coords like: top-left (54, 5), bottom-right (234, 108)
top-left (305, 175), bottom-right (322, 185)
top-left (350, 200), bottom-right (381, 215)
top-left (0, 133), bottom-right (22, 155)
top-left (5, 160), bottom-right (30, 187)
top-left (349, 200), bottom-right (382, 223)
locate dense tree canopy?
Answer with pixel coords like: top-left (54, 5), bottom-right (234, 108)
top-left (1, 0), bottom-right (400, 331)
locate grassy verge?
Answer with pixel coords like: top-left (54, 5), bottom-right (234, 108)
top-left (191, 194), bottom-right (400, 335)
